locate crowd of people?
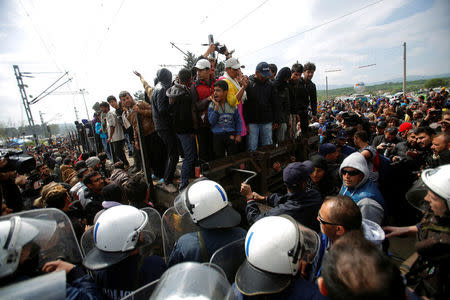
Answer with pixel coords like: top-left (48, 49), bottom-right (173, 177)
top-left (1, 43), bottom-right (449, 299)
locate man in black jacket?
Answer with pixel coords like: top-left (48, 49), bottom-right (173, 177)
top-left (166, 68), bottom-right (196, 190)
top-left (241, 161), bottom-right (323, 232)
top-left (289, 62), bottom-right (317, 136)
top-left (82, 171), bottom-right (105, 225)
top-left (152, 68), bottom-right (178, 193)
top-left (244, 62), bottom-right (280, 152)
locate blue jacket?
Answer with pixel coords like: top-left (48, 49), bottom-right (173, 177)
top-left (208, 102), bottom-right (242, 135)
top-left (339, 179), bottom-right (385, 207)
top-left (338, 152), bottom-right (385, 208)
top-left (168, 227), bottom-right (247, 267)
top-left (246, 189), bottom-right (323, 232)
top-left (95, 122), bottom-right (107, 139)
top-left (67, 266), bottom-right (104, 300)
top-left (94, 254), bottom-right (166, 300)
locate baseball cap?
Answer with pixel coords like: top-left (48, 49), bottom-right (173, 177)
top-left (319, 143), bottom-right (337, 157)
top-left (398, 122), bottom-right (413, 133)
top-left (195, 59), bottom-right (211, 70)
top-left (255, 62), bottom-right (272, 78)
top-left (86, 157), bottom-right (100, 168)
top-left (376, 121), bottom-right (387, 128)
top-left (225, 57), bottom-right (242, 69)
top-left (337, 130), bottom-right (347, 139)
top-left (283, 161), bottom-right (314, 187)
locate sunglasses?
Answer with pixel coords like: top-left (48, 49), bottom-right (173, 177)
top-left (317, 213), bottom-right (341, 226)
top-left (341, 169), bottom-right (361, 176)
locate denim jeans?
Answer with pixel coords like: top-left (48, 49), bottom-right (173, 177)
top-left (247, 123), bottom-right (273, 152)
top-left (101, 137), bottom-right (112, 160)
top-left (177, 133), bottom-right (196, 189)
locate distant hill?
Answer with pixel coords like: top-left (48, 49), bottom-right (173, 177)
top-left (316, 73), bottom-right (450, 90)
top-left (317, 76), bottom-right (450, 101)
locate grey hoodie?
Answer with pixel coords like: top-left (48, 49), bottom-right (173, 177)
top-left (339, 152), bottom-right (369, 189)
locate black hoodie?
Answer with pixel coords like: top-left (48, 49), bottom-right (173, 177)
top-left (274, 67), bottom-right (292, 123)
top-left (151, 68), bottom-right (173, 131)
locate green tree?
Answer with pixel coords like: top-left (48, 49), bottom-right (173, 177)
top-left (133, 90), bottom-right (145, 101)
top-left (424, 78), bottom-right (447, 89)
top-left (183, 51), bottom-right (197, 69)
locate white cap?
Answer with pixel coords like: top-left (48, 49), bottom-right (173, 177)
top-left (195, 59), bottom-right (211, 70)
top-left (225, 57), bottom-right (242, 69)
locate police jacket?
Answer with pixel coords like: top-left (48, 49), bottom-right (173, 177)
top-left (95, 254), bottom-right (166, 300)
top-left (167, 227), bottom-right (247, 267)
top-left (243, 75), bottom-right (280, 124)
top-left (151, 68), bottom-right (173, 131)
top-left (246, 189), bottom-right (323, 232)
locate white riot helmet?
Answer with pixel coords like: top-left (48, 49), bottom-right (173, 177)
top-left (421, 164), bottom-right (450, 209)
top-left (174, 178), bottom-right (241, 229)
top-left (235, 215), bottom-right (320, 296)
top-left (0, 216), bottom-right (39, 278)
top-left (83, 205), bottom-right (149, 270)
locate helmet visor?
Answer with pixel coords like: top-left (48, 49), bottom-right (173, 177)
top-left (174, 190), bottom-right (190, 216)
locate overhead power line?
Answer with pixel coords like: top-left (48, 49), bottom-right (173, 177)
top-left (18, 0), bottom-right (62, 71)
top-left (218, 0), bottom-right (270, 37)
top-left (241, 0), bottom-right (384, 58)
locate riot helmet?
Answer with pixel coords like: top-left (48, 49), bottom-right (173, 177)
top-left (235, 215), bottom-right (320, 296)
top-left (421, 164), bottom-right (450, 209)
top-left (174, 178), bottom-right (240, 229)
top-left (83, 205), bottom-right (150, 270)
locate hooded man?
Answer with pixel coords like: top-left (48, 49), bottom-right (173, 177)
top-left (152, 68), bottom-right (179, 193)
top-left (339, 152), bottom-right (385, 225)
top-left (241, 161), bottom-right (323, 232)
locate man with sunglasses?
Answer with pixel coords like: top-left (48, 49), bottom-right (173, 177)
top-left (339, 152), bottom-right (385, 225)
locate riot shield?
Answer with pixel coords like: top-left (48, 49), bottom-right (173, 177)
top-left (209, 238), bottom-right (246, 284)
top-left (406, 178), bottom-right (429, 213)
top-left (0, 270), bottom-right (66, 300)
top-left (161, 206), bottom-right (200, 262)
top-left (140, 207), bottom-right (163, 257)
top-left (0, 208), bottom-right (83, 267)
top-left (150, 262), bottom-right (236, 300)
top-left (120, 280), bottom-right (159, 300)
top-left (80, 227), bottom-right (94, 257)
top-left (80, 207), bottom-right (162, 257)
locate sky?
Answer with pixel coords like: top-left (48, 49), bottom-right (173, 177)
top-left (0, 0), bottom-right (449, 128)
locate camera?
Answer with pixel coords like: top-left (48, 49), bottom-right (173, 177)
top-left (385, 143), bottom-right (393, 148)
top-left (214, 42), bottom-right (228, 55)
top-left (0, 150), bottom-right (36, 174)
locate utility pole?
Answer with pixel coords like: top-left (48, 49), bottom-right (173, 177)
top-left (74, 107), bottom-right (79, 122)
top-left (80, 89), bottom-right (90, 120)
top-left (324, 69), bottom-right (342, 100)
top-left (13, 65), bottom-right (38, 145)
top-left (39, 111), bottom-right (47, 138)
top-left (403, 42), bottom-right (406, 97)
